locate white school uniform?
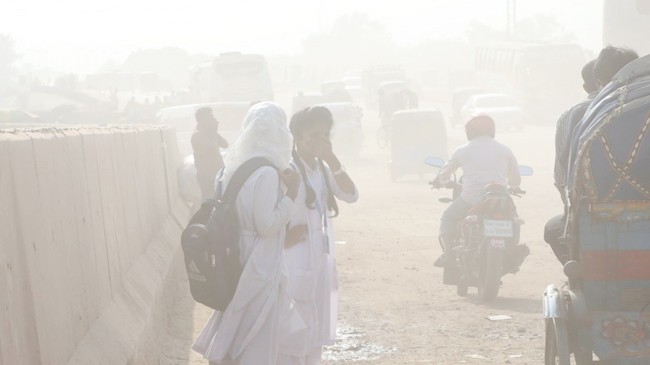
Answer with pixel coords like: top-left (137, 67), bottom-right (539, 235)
top-left (278, 159), bottom-right (358, 365)
top-left (193, 166), bottom-right (297, 365)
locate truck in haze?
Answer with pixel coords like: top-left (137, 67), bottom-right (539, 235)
top-left (189, 52), bottom-right (274, 103)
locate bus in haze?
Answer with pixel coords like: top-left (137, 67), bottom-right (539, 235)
top-left (474, 41), bottom-right (586, 124)
top-left (190, 52), bottom-right (274, 103)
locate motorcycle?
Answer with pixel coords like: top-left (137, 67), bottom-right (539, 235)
top-left (425, 156), bottom-right (533, 301)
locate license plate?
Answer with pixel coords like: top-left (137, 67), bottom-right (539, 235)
top-left (483, 219), bottom-right (514, 238)
top-left (489, 238), bottom-right (506, 248)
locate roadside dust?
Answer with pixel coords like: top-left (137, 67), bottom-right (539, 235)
top-left (168, 107), bottom-right (566, 364)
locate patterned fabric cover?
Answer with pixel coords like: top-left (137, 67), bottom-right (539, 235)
top-left (568, 55), bottom-right (650, 204)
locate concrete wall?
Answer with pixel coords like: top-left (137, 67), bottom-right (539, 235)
top-left (0, 126), bottom-right (191, 365)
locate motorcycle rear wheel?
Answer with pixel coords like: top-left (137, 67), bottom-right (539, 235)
top-left (477, 247), bottom-right (502, 301)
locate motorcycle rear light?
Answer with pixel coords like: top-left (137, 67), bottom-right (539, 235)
top-left (465, 215), bottom-right (479, 223)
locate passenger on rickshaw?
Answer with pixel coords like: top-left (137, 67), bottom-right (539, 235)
top-left (542, 50), bottom-right (650, 365)
top-left (545, 46), bottom-right (639, 265)
top-left (378, 85), bottom-right (418, 127)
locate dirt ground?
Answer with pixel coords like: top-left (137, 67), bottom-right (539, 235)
top-left (173, 107), bottom-right (568, 365)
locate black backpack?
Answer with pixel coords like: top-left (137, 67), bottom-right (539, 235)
top-left (181, 157), bottom-right (273, 311)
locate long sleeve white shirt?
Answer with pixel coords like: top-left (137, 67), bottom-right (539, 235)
top-left (438, 136), bottom-right (520, 205)
top-left (193, 166), bottom-right (296, 364)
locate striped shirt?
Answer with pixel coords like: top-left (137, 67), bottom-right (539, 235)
top-left (553, 93), bottom-right (597, 202)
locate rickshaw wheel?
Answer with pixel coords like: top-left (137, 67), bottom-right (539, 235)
top-left (545, 318), bottom-right (570, 365)
top-left (573, 349), bottom-right (592, 365)
top-left (572, 344), bottom-right (592, 365)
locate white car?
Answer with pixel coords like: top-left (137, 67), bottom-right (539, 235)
top-left (460, 93), bottom-right (525, 131)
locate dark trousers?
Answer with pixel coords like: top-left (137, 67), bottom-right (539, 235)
top-left (439, 198), bottom-right (473, 251)
top-left (544, 213), bottom-right (568, 265)
top-left (197, 174), bottom-right (216, 201)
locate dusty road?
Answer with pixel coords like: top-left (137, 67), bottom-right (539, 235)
top-left (323, 118), bottom-right (566, 364)
top-left (176, 110), bottom-right (568, 365)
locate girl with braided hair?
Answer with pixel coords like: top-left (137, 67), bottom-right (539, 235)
top-left (278, 106), bottom-right (358, 365)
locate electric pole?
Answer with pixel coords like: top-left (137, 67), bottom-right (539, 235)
top-left (507, 0), bottom-right (517, 38)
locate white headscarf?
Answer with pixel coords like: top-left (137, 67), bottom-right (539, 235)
top-left (222, 102), bottom-right (293, 187)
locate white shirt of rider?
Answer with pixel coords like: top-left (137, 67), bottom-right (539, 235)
top-left (438, 136), bottom-right (521, 205)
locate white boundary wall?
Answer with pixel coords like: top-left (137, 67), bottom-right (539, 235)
top-left (0, 126), bottom-right (191, 365)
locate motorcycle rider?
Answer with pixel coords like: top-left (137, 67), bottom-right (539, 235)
top-left (432, 114), bottom-right (524, 268)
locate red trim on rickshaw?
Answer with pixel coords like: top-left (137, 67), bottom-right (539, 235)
top-left (582, 250), bottom-right (650, 281)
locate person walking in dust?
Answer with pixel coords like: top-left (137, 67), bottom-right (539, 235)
top-left (191, 107), bottom-right (229, 200)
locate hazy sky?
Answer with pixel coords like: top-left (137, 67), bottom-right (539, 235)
top-left (1, 0), bottom-right (603, 73)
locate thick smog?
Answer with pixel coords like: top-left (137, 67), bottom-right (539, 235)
top-left (1, 1), bottom-right (649, 364)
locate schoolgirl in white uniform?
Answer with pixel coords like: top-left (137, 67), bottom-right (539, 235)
top-left (278, 106), bottom-right (359, 365)
top-left (193, 102), bottom-right (301, 365)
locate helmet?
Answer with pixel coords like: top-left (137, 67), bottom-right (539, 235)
top-left (465, 114), bottom-right (495, 140)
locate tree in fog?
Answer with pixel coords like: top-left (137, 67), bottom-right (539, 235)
top-left (465, 20), bottom-right (508, 45)
top-left (121, 47), bottom-right (211, 89)
top-left (466, 15), bottom-right (576, 45)
top-left (516, 15), bottom-right (577, 43)
top-left (401, 39), bottom-right (474, 90)
top-left (302, 13), bottom-right (398, 78)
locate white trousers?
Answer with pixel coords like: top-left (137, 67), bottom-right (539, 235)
top-left (276, 346), bottom-right (323, 365)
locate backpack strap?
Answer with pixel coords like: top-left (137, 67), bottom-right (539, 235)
top-left (187, 169), bottom-right (224, 227)
top-left (221, 157), bottom-right (274, 204)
